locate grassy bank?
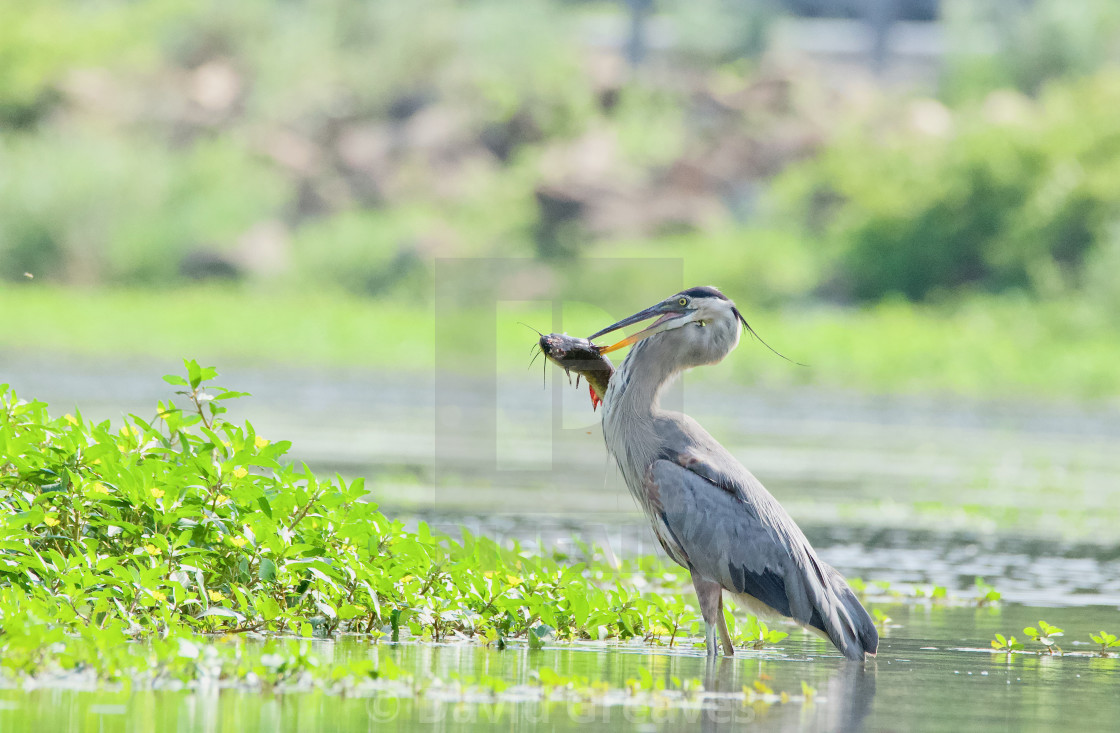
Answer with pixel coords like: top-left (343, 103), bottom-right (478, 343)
top-left (5, 285), bottom-right (1120, 402)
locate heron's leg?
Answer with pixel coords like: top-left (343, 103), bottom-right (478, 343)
top-left (692, 574), bottom-right (734, 657)
top-left (715, 602), bottom-right (734, 657)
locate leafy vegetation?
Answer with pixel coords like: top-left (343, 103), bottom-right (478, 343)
top-left (0, 0), bottom-right (620, 290)
top-left (991, 633), bottom-right (1025, 654)
top-left (848, 577), bottom-right (1002, 609)
top-left (0, 361), bottom-right (805, 685)
top-left (732, 613), bottom-right (789, 651)
top-left (1091, 631), bottom-right (1120, 656)
top-left (974, 578), bottom-right (1002, 607)
top-left (6, 0), bottom-right (1120, 325)
top-left (775, 71), bottom-right (1120, 304)
top-left (988, 621), bottom-right (1117, 657)
top-left (944, 0), bottom-right (1120, 100)
top-left (1023, 620), bottom-right (1064, 655)
top-left (0, 134), bottom-right (285, 285)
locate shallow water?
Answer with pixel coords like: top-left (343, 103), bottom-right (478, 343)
top-left (2, 604), bottom-right (1119, 732)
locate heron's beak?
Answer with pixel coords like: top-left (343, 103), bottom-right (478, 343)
top-left (588, 304), bottom-right (688, 354)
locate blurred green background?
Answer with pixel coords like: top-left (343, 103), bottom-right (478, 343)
top-left (4, 0), bottom-right (1120, 401)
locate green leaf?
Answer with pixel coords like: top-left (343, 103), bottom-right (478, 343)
top-left (258, 558), bottom-right (277, 583)
top-left (338, 604), bottom-right (365, 621)
top-left (185, 359), bottom-right (202, 389)
top-left (258, 596), bottom-right (281, 621)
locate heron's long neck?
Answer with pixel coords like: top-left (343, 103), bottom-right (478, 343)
top-left (602, 337), bottom-right (680, 487)
top-left (603, 337), bottom-right (682, 438)
top-left (612, 340), bottom-right (677, 413)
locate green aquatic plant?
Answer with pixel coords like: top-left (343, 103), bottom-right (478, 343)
top-left (991, 633), bottom-right (1025, 653)
top-left (642, 592), bottom-right (698, 648)
top-left (1, 362), bottom-right (657, 650)
top-left (1023, 621), bottom-right (1064, 655)
top-left (1090, 631), bottom-right (1119, 656)
top-left (990, 628), bottom-right (1120, 658)
top-left (974, 577), bottom-right (1002, 607)
top-left (6, 359), bottom-right (963, 686)
top-left (720, 601), bottom-right (789, 651)
top-left (2, 362), bottom-right (826, 683)
top-left (740, 615), bottom-right (790, 650)
top-left (874, 580), bottom-right (898, 597)
top-left (854, 576), bottom-right (1003, 609)
top-left (912, 585), bottom-right (949, 601)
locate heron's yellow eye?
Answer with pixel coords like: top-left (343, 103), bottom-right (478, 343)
top-left (678, 297), bottom-right (688, 306)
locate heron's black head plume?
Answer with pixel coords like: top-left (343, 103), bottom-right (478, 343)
top-left (731, 307), bottom-right (805, 367)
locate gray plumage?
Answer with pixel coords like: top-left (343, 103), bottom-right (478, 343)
top-left (591, 286), bottom-right (878, 660)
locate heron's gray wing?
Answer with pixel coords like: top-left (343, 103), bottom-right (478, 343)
top-left (648, 458), bottom-right (878, 660)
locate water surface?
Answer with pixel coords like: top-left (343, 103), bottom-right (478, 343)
top-left (3, 605), bottom-right (1118, 732)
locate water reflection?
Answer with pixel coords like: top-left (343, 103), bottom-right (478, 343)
top-left (698, 657), bottom-right (876, 732)
top-left (811, 662), bottom-right (876, 733)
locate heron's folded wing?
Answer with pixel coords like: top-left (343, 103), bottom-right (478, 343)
top-left (648, 458), bottom-right (811, 621)
top-left (649, 458), bottom-right (879, 659)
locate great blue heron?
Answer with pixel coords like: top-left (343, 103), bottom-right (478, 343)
top-left (588, 286), bottom-right (878, 660)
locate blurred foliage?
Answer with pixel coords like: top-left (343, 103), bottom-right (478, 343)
top-left (0, 0), bottom-right (600, 293)
top-left (943, 0), bottom-right (1120, 101)
top-left (0, 0), bottom-right (815, 303)
top-left (3, 0), bottom-right (1120, 321)
top-left (288, 209), bottom-right (428, 297)
top-left (0, 132), bottom-right (284, 284)
top-left (774, 71), bottom-right (1120, 303)
top-left (0, 0), bottom-right (175, 125)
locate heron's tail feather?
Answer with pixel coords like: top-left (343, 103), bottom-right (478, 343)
top-left (824, 566), bottom-right (879, 660)
top-left (804, 562), bottom-right (878, 660)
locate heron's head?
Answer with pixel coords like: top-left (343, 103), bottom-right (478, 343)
top-left (588, 286), bottom-right (746, 369)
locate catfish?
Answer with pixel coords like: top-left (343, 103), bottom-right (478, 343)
top-left (535, 333), bottom-right (614, 410)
